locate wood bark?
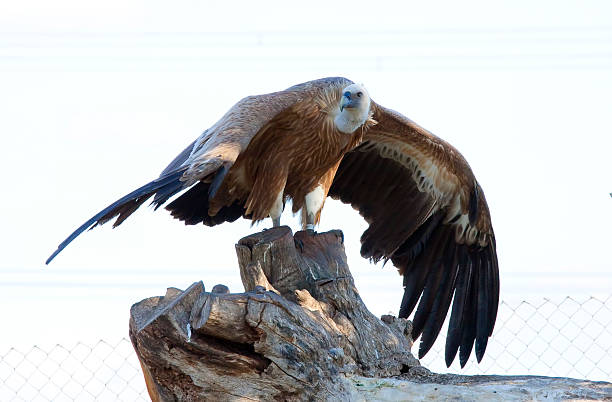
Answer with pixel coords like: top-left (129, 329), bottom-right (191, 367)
top-left (129, 226), bottom-right (420, 401)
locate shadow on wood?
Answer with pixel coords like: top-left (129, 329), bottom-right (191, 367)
top-left (129, 226), bottom-right (420, 401)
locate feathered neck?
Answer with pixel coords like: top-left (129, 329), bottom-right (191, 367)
top-left (334, 105), bottom-right (372, 133)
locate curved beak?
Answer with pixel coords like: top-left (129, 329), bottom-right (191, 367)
top-left (340, 92), bottom-right (356, 112)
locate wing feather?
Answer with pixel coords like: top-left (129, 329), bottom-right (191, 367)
top-left (328, 102), bottom-right (499, 367)
top-left (445, 246), bottom-right (471, 366)
top-left (458, 249), bottom-right (480, 367)
top-left (411, 227), bottom-right (454, 341)
top-left (47, 77), bottom-right (353, 263)
top-left (475, 249), bottom-right (491, 362)
top-left (419, 236), bottom-right (459, 358)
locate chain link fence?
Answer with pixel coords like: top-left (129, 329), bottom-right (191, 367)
top-left (421, 295), bottom-right (612, 381)
top-left (0, 339), bottom-right (147, 401)
top-left (1, 295), bottom-right (610, 401)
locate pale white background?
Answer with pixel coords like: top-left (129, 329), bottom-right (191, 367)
top-left (0, 0), bottom-right (610, 374)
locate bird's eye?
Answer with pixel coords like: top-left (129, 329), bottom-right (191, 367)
top-left (357, 92), bottom-right (363, 98)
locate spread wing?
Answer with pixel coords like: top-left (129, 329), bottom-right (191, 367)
top-left (46, 77), bottom-right (354, 264)
top-left (328, 103), bottom-right (499, 367)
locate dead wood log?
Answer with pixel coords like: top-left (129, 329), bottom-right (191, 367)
top-left (129, 226), bottom-right (420, 401)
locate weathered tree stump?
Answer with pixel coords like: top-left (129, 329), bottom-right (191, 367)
top-left (129, 227), bottom-right (612, 401)
top-left (129, 226), bottom-right (420, 401)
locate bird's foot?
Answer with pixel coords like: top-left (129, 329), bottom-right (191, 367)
top-left (294, 237), bottom-right (303, 253)
top-left (295, 227), bottom-right (316, 252)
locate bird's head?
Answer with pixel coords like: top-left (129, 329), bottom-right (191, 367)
top-left (340, 83), bottom-right (370, 113)
top-left (336, 83), bottom-right (371, 133)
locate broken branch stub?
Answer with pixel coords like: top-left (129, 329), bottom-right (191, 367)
top-left (129, 226), bottom-right (419, 401)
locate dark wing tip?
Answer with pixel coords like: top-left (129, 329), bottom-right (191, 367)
top-left (45, 249), bottom-right (62, 265)
top-left (445, 349), bottom-right (457, 368)
top-left (45, 214), bottom-right (105, 265)
top-left (394, 214), bottom-right (498, 368)
top-left (445, 240), bottom-right (498, 367)
top-left (459, 337), bottom-right (475, 368)
top-left (475, 336), bottom-right (488, 362)
top-left (45, 171), bottom-right (185, 264)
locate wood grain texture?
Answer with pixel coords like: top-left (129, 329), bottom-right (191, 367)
top-left (129, 227), bottom-right (420, 401)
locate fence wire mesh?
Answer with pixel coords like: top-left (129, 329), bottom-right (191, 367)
top-left (420, 295), bottom-right (612, 381)
top-left (0, 339), bottom-right (147, 402)
top-left (1, 295), bottom-right (610, 401)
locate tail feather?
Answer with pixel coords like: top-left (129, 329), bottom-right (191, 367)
top-left (46, 170), bottom-right (186, 264)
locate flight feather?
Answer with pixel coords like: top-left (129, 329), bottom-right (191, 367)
top-left (46, 77), bottom-right (499, 368)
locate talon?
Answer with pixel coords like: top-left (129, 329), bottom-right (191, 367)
top-left (294, 237), bottom-right (305, 253)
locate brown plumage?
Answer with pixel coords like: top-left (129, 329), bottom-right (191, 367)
top-left (46, 77), bottom-right (499, 368)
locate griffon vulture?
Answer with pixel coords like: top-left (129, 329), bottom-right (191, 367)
top-left (47, 77), bottom-right (499, 368)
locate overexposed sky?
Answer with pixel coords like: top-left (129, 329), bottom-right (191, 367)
top-left (2, 0), bottom-right (611, 33)
top-left (0, 0), bottom-right (610, 353)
